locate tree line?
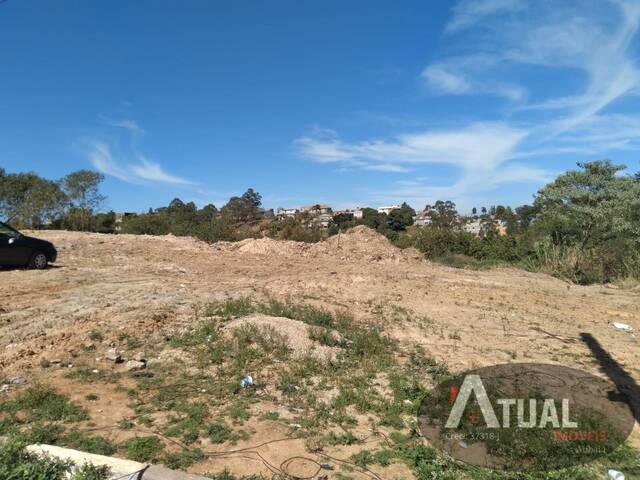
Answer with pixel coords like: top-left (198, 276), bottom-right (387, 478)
top-left (0, 168), bottom-right (108, 231)
top-left (1, 160), bottom-right (639, 284)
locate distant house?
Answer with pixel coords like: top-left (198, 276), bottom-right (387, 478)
top-left (316, 214), bottom-right (333, 228)
top-left (352, 208), bottom-right (364, 219)
top-left (114, 212), bottom-right (135, 232)
top-left (494, 219), bottom-right (508, 236)
top-left (260, 208), bottom-right (275, 218)
top-left (276, 207), bottom-right (299, 218)
top-left (462, 219), bottom-right (482, 235)
top-left (377, 205), bottom-right (400, 215)
top-left (413, 213), bottom-right (432, 227)
top-left (301, 204), bottom-right (332, 215)
top-left (307, 213), bottom-right (333, 229)
top-left (462, 218), bottom-right (508, 236)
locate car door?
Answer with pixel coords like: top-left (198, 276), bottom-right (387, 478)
top-left (0, 233), bottom-right (13, 265)
top-left (0, 223), bottom-right (31, 266)
top-left (7, 234), bottom-right (33, 265)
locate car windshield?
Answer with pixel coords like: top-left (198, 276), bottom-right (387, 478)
top-left (0, 222), bottom-right (19, 237)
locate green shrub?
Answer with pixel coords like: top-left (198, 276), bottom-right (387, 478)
top-left (0, 440), bottom-right (110, 480)
top-left (124, 436), bottom-right (164, 462)
top-left (63, 431), bottom-right (117, 456)
top-left (325, 431), bottom-right (360, 445)
top-left (206, 422), bottom-right (234, 444)
top-left (163, 448), bottom-right (205, 469)
top-left (0, 385), bottom-right (88, 423)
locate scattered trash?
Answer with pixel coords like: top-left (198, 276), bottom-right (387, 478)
top-left (105, 348), bottom-right (122, 363)
top-left (320, 463), bottom-right (334, 470)
top-left (459, 441), bottom-right (468, 449)
top-left (288, 423), bottom-right (302, 429)
top-left (240, 375), bottom-right (254, 388)
top-left (92, 369), bottom-right (99, 374)
top-left (608, 469), bottom-right (625, 480)
top-left (8, 377), bottom-right (26, 385)
top-left (611, 322), bottom-right (633, 332)
top-left (0, 385), bottom-right (9, 393)
top-left (125, 360), bottom-right (146, 371)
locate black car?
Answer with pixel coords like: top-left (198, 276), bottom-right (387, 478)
top-left (0, 221), bottom-right (57, 269)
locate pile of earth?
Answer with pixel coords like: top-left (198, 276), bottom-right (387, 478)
top-left (212, 226), bottom-right (421, 264)
top-left (223, 314), bottom-right (342, 361)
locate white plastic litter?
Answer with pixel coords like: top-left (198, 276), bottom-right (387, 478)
top-left (239, 375), bottom-right (253, 388)
top-left (608, 469), bottom-right (625, 480)
top-left (611, 322), bottom-right (633, 332)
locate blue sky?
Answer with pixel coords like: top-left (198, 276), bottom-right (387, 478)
top-left (1, 0), bottom-right (640, 213)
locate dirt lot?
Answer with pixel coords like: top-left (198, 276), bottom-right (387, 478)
top-left (1, 227), bottom-right (639, 478)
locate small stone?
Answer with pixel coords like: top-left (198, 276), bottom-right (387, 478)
top-left (49, 359), bottom-right (62, 364)
top-left (133, 352), bottom-right (146, 362)
top-left (125, 360), bottom-right (146, 371)
top-left (105, 348), bottom-right (122, 363)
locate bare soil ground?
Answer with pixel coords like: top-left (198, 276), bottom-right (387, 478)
top-left (1, 226), bottom-right (639, 478)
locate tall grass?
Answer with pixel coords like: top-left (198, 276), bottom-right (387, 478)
top-left (524, 240), bottom-right (640, 285)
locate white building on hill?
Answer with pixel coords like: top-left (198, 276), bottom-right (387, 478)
top-left (377, 205), bottom-right (400, 215)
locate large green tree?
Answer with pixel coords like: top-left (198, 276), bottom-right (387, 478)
top-left (387, 202), bottom-right (415, 231)
top-left (220, 188), bottom-right (263, 223)
top-left (0, 171), bottom-right (66, 227)
top-left (424, 200), bottom-right (459, 229)
top-left (60, 170), bottom-right (106, 230)
top-left (534, 160), bottom-right (640, 248)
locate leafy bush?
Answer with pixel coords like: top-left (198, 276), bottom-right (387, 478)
top-left (0, 385), bottom-right (88, 423)
top-left (63, 431), bottom-right (117, 456)
top-left (0, 440), bottom-right (110, 480)
top-left (124, 436), bottom-right (164, 462)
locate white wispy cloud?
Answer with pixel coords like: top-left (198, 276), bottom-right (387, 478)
top-left (296, 122), bottom-right (529, 177)
top-left (422, 64), bottom-right (472, 94)
top-left (87, 142), bottom-right (131, 182)
top-left (130, 157), bottom-right (194, 184)
top-left (427, 0), bottom-right (640, 133)
top-left (294, 122), bottom-right (551, 211)
top-left (509, 0), bottom-right (640, 135)
top-left (293, 0), bottom-right (640, 209)
top-left (446, 0), bottom-right (527, 33)
top-left (422, 55), bottom-right (528, 101)
top-left (367, 162), bottom-right (553, 212)
top-left (85, 141), bottom-right (195, 185)
top-left (99, 116), bottom-right (146, 134)
top-left (84, 118), bottom-right (194, 185)
top-left (109, 119), bottom-right (145, 133)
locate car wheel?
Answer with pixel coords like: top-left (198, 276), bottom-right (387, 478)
top-left (29, 252), bottom-right (48, 270)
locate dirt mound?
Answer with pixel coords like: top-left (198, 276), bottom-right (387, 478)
top-left (215, 237), bottom-right (312, 256)
top-left (308, 225), bottom-right (415, 263)
top-left (223, 314), bottom-right (341, 361)
top-left (213, 226), bottom-right (419, 264)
